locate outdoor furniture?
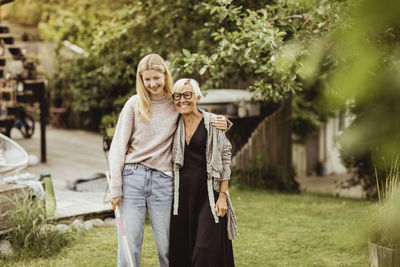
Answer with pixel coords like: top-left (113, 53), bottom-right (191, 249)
top-left (0, 132), bottom-right (28, 173)
top-left (21, 80), bottom-right (48, 162)
top-left (49, 104), bottom-right (68, 128)
top-left (0, 115), bottom-right (14, 137)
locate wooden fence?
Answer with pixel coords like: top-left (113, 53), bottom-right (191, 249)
top-left (232, 98), bottom-right (294, 189)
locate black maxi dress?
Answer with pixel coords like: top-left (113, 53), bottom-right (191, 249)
top-left (169, 118), bottom-right (234, 267)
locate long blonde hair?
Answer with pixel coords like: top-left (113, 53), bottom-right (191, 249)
top-left (136, 54), bottom-right (173, 122)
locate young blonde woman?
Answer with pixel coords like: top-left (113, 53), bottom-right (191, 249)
top-left (169, 78), bottom-right (236, 267)
top-left (108, 54), bottom-right (228, 267)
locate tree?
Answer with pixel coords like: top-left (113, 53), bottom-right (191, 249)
top-left (288, 0), bottom-right (400, 198)
top-left (173, 0), bottom-right (400, 197)
top-left (6, 0), bottom-right (340, 133)
top-left (36, 0), bottom-right (231, 129)
top-left (173, 0), bottom-right (344, 141)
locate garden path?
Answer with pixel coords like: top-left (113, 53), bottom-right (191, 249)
top-left (8, 125), bottom-right (111, 220)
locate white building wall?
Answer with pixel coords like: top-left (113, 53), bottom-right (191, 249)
top-left (320, 117), bottom-right (348, 174)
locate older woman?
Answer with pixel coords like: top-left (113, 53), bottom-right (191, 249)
top-left (169, 78), bottom-right (237, 267)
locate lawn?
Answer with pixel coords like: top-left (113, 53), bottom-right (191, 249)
top-left (2, 187), bottom-right (372, 266)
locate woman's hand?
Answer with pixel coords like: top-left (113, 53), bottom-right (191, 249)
top-left (211, 115), bottom-right (228, 131)
top-left (215, 193), bottom-right (228, 217)
top-left (111, 196), bottom-right (121, 210)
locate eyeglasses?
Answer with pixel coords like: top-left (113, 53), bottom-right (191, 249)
top-left (172, 91), bottom-right (193, 101)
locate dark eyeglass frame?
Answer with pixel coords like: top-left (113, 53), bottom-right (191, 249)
top-left (172, 91), bottom-right (193, 101)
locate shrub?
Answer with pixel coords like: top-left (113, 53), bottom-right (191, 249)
top-left (370, 156), bottom-right (400, 248)
top-left (232, 155), bottom-right (298, 192)
top-left (6, 192), bottom-right (76, 259)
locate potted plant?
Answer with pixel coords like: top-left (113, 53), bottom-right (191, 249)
top-left (368, 156), bottom-right (400, 267)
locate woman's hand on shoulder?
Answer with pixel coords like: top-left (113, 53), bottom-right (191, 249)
top-left (211, 115), bottom-right (228, 131)
top-left (215, 193), bottom-right (228, 217)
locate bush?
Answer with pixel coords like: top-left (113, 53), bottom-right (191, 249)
top-left (232, 155), bottom-right (299, 192)
top-left (370, 156), bottom-right (400, 248)
top-left (6, 192), bottom-right (76, 259)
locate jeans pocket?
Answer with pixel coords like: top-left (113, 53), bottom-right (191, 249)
top-left (122, 165), bottom-right (134, 176)
top-left (159, 171), bottom-right (173, 179)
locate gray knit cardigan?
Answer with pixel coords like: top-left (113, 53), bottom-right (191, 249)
top-left (172, 109), bottom-right (237, 240)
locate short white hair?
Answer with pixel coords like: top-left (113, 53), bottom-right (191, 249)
top-left (172, 78), bottom-right (202, 98)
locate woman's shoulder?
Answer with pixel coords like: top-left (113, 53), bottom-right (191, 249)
top-left (122, 95), bottom-right (138, 109)
top-left (128, 94), bottom-right (139, 104)
top-left (199, 109), bottom-right (215, 120)
top-left (199, 110), bottom-right (224, 134)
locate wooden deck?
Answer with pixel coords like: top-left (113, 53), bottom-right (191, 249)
top-left (1, 125), bottom-right (113, 221)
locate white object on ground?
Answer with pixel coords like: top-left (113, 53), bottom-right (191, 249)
top-left (71, 219), bottom-right (85, 231)
top-left (84, 220), bottom-right (94, 231)
top-left (87, 218), bottom-right (105, 227)
top-left (104, 217), bottom-right (115, 226)
top-left (3, 172), bottom-right (44, 198)
top-left (28, 154), bottom-right (39, 166)
top-left (0, 240), bottom-right (13, 258)
top-left (55, 224), bottom-right (71, 233)
top-left (3, 172), bottom-right (36, 182)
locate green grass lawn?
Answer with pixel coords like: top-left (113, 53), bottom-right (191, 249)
top-left (2, 187), bottom-right (372, 266)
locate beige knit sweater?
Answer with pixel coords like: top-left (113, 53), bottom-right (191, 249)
top-left (108, 94), bottom-right (179, 198)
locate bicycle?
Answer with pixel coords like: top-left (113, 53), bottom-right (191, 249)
top-left (0, 106), bottom-right (35, 138)
top-left (13, 106), bottom-right (35, 138)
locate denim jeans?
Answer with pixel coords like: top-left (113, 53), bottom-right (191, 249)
top-left (116, 163), bottom-right (173, 267)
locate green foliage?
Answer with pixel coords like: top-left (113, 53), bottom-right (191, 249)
top-left (34, 0), bottom-right (228, 129)
top-left (6, 193), bottom-right (75, 259)
top-left (370, 156), bottom-right (400, 248)
top-left (100, 112), bottom-right (119, 137)
top-left (294, 0), bottom-right (400, 193)
top-left (227, 0), bottom-right (400, 193)
top-left (173, 0), bottom-right (346, 98)
top-left (292, 86), bottom-right (333, 139)
top-left (172, 0), bottom-right (345, 138)
top-left (51, 53), bottom-right (135, 129)
top-left (233, 154), bottom-right (299, 191)
top-left (3, 0), bottom-right (44, 26)
top-left (8, 0), bottom-right (343, 131)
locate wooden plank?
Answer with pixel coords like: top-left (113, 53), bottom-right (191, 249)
top-left (0, 183), bottom-right (41, 231)
top-left (0, 184), bottom-right (28, 204)
top-left (0, 184), bottom-right (28, 230)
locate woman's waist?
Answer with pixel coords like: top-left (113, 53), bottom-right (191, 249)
top-left (124, 160), bottom-right (173, 173)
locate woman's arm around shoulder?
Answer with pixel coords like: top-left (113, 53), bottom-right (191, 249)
top-left (207, 111), bottom-right (233, 131)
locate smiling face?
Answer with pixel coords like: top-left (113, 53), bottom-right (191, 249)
top-left (142, 69), bottom-right (166, 98)
top-left (173, 83), bottom-right (201, 115)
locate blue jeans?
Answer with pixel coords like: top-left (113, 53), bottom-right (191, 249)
top-left (116, 163), bottom-right (173, 267)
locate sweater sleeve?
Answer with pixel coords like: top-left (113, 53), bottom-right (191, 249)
top-left (108, 97), bottom-right (136, 198)
top-left (220, 131), bottom-right (232, 181)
